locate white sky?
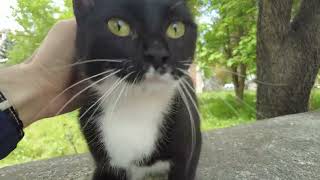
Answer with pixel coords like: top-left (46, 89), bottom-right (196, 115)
top-left (0, 0), bottom-right (214, 31)
top-left (0, 0), bottom-right (19, 30)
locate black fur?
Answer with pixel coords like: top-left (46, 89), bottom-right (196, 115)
top-left (73, 0), bottom-right (201, 179)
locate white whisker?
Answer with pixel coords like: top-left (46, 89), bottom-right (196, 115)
top-left (177, 84), bottom-right (196, 174)
top-left (181, 77), bottom-right (242, 117)
top-left (80, 78), bottom-right (122, 130)
top-left (179, 79), bottom-right (201, 119)
top-left (55, 70), bottom-right (121, 116)
top-left (84, 72), bottom-right (134, 145)
top-left (48, 59), bottom-right (126, 72)
top-left (35, 69), bottom-right (116, 119)
top-left (177, 68), bottom-right (191, 77)
top-left (82, 72), bottom-right (134, 130)
top-left (108, 73), bottom-right (133, 119)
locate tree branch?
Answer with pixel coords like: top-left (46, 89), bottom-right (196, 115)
top-left (258, 0), bottom-right (293, 45)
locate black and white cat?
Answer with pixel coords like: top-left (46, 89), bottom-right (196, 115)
top-left (73, 0), bottom-right (201, 179)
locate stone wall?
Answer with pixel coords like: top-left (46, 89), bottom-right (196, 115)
top-left (1, 112), bottom-right (320, 180)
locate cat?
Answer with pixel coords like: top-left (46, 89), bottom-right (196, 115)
top-left (73, 0), bottom-right (202, 179)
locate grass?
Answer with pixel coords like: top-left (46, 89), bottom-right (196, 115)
top-left (0, 112), bottom-right (88, 168)
top-left (1, 90), bottom-right (320, 168)
top-left (200, 91), bottom-right (256, 130)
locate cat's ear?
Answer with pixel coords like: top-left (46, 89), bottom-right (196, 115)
top-left (73, 0), bottom-right (95, 18)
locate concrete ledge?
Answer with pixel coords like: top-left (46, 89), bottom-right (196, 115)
top-left (1, 112), bottom-right (320, 180)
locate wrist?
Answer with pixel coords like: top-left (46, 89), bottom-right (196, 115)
top-left (0, 64), bottom-right (47, 126)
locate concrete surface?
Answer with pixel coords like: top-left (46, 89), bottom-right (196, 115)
top-left (1, 112), bottom-right (320, 180)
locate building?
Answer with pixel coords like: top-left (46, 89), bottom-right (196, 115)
top-left (0, 29), bottom-right (9, 63)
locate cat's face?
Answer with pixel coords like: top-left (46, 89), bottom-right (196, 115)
top-left (74, 0), bottom-right (197, 84)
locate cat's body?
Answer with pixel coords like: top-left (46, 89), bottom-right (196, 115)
top-left (73, 0), bottom-right (201, 179)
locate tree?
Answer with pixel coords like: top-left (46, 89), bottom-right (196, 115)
top-left (7, 0), bottom-right (72, 64)
top-left (0, 32), bottom-right (13, 60)
top-left (256, 0), bottom-right (320, 119)
top-left (197, 0), bottom-right (257, 100)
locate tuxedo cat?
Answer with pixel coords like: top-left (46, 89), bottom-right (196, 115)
top-left (73, 0), bottom-right (201, 179)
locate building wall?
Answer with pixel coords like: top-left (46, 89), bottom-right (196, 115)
top-left (189, 64), bottom-right (204, 93)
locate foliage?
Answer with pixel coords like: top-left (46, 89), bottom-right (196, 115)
top-left (7, 0), bottom-right (73, 64)
top-left (197, 0), bottom-right (257, 75)
top-left (309, 89), bottom-right (320, 110)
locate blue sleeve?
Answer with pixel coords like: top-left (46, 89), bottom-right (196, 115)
top-left (0, 111), bottom-right (24, 160)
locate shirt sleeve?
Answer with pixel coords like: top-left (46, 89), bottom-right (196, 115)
top-left (0, 111), bottom-right (24, 160)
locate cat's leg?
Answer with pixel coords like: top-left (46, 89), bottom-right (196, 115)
top-left (167, 128), bottom-right (201, 180)
top-left (167, 154), bottom-right (199, 180)
top-left (92, 166), bottom-right (128, 180)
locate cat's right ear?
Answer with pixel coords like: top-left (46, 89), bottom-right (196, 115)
top-left (73, 0), bottom-right (94, 19)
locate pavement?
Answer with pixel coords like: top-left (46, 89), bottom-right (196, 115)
top-left (1, 112), bottom-right (320, 180)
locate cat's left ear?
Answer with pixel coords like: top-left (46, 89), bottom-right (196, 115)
top-left (73, 0), bottom-right (95, 18)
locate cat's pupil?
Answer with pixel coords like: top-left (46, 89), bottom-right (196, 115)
top-left (117, 21), bottom-right (121, 31)
top-left (173, 25), bottom-right (178, 33)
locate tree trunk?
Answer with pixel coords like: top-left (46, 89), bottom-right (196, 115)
top-left (232, 64), bottom-right (247, 100)
top-left (257, 0), bottom-right (320, 119)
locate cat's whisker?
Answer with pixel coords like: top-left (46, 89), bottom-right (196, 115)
top-left (80, 78), bottom-right (123, 130)
top-left (179, 63), bottom-right (286, 87)
top-left (177, 68), bottom-right (192, 77)
top-left (177, 84), bottom-right (196, 174)
top-left (180, 75), bottom-right (259, 117)
top-left (55, 70), bottom-right (121, 116)
top-left (179, 79), bottom-right (201, 120)
top-left (178, 66), bottom-right (270, 119)
top-left (180, 73), bottom-right (266, 119)
top-left (84, 72), bottom-right (134, 145)
top-left (232, 94), bottom-right (267, 119)
top-left (69, 59), bottom-right (125, 67)
top-left (82, 72), bottom-right (134, 130)
top-left (170, 1), bottom-right (184, 10)
top-left (85, 74), bottom-right (133, 147)
top-left (109, 84), bottom-right (127, 122)
top-left (34, 69), bottom-right (116, 120)
top-left (216, 69), bottom-right (287, 87)
top-left (48, 59), bottom-right (126, 72)
top-left (178, 68), bottom-right (278, 116)
top-left (180, 77), bottom-right (242, 118)
top-left (179, 60), bottom-right (192, 63)
top-left (108, 73), bottom-right (133, 122)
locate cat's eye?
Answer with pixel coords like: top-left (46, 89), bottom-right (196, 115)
top-left (166, 22), bottom-right (185, 39)
top-left (107, 18), bottom-right (131, 37)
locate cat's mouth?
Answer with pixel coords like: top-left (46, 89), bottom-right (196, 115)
top-left (143, 67), bottom-right (173, 84)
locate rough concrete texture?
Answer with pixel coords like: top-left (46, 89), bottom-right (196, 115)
top-left (1, 112), bottom-right (320, 180)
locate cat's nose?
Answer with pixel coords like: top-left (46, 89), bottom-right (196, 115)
top-left (144, 48), bottom-right (169, 70)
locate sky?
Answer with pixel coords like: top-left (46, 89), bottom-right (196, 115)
top-left (0, 0), bottom-right (19, 30)
top-left (0, 0), bottom-right (214, 31)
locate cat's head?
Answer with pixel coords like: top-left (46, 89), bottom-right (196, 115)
top-left (73, 0), bottom-right (197, 85)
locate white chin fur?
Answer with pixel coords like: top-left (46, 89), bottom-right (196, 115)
top-left (144, 67), bottom-right (175, 84)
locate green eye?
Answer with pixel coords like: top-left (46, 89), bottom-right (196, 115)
top-left (167, 22), bottom-right (185, 39)
top-left (107, 18), bottom-right (131, 37)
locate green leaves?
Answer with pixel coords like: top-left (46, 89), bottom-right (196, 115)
top-left (196, 0), bottom-right (257, 72)
top-left (7, 0), bottom-right (73, 64)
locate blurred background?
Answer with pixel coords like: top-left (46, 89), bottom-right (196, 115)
top-left (1, 0), bottom-right (319, 168)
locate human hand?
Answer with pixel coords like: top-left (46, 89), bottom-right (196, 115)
top-left (0, 19), bottom-right (84, 127)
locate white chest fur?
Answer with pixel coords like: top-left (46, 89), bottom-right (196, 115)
top-left (96, 75), bottom-right (176, 177)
